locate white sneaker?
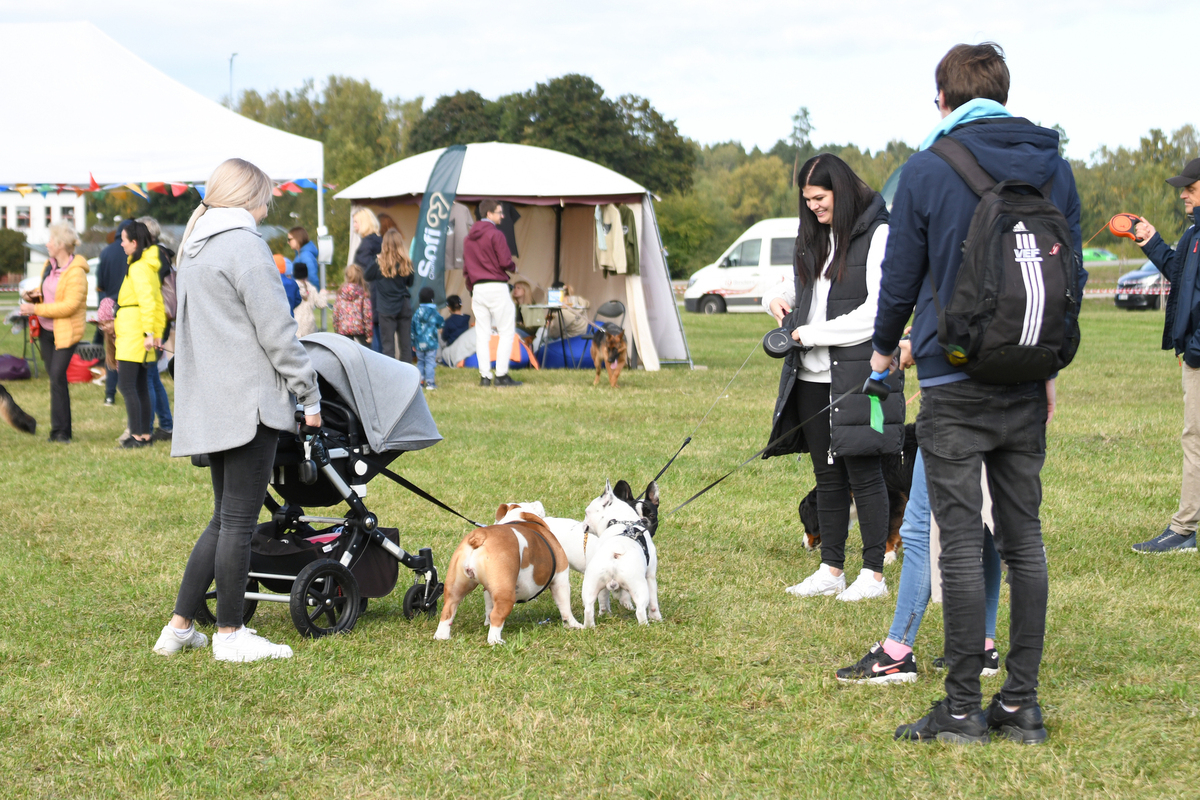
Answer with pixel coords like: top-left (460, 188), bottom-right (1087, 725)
top-left (836, 569), bottom-right (888, 602)
top-left (152, 624), bottom-right (208, 655)
top-left (211, 627), bottom-right (293, 662)
top-left (785, 564), bottom-right (846, 597)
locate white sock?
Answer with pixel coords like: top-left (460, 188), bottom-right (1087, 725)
top-left (951, 713), bottom-right (967, 719)
top-left (216, 628), bottom-right (242, 642)
top-left (171, 625), bottom-right (194, 639)
top-left (1001, 702), bottom-right (1020, 713)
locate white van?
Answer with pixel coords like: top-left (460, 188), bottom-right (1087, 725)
top-left (683, 218), bottom-right (797, 313)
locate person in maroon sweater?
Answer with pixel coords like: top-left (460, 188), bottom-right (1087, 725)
top-left (463, 199), bottom-right (522, 387)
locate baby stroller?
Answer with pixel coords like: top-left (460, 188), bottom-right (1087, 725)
top-left (193, 333), bottom-right (445, 638)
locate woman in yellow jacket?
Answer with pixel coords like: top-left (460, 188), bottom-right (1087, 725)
top-left (18, 223), bottom-right (89, 443)
top-left (115, 221), bottom-right (166, 449)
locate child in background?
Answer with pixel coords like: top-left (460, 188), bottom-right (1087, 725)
top-left (333, 264), bottom-right (372, 346)
top-left (441, 294), bottom-right (469, 346)
top-left (411, 286), bottom-right (444, 390)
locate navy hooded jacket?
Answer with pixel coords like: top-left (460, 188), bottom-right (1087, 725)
top-left (1144, 209), bottom-right (1200, 364)
top-left (872, 118), bottom-right (1085, 385)
top-left (96, 219), bottom-right (135, 302)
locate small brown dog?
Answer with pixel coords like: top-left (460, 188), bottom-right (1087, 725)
top-left (591, 324), bottom-right (628, 387)
top-left (434, 503), bottom-right (583, 645)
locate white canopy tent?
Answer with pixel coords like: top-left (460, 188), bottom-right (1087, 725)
top-left (0, 21), bottom-right (325, 227)
top-left (336, 142), bottom-right (692, 369)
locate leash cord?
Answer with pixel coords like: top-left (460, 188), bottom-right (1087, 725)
top-left (643, 337), bottom-right (762, 496)
top-left (359, 455), bottom-right (485, 528)
top-left (1082, 219), bottom-right (1109, 248)
top-left (662, 385), bottom-right (860, 519)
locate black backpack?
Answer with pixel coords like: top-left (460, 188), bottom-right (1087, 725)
top-left (927, 136), bottom-right (1080, 384)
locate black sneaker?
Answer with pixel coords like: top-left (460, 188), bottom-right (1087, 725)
top-left (494, 374), bottom-right (523, 387)
top-left (932, 648), bottom-right (1000, 676)
top-left (119, 437), bottom-right (151, 449)
top-left (836, 642), bottom-right (917, 684)
top-left (986, 694), bottom-right (1048, 745)
top-left (151, 427), bottom-right (173, 443)
top-left (894, 698), bottom-right (990, 745)
top-left (479, 377), bottom-right (492, 387)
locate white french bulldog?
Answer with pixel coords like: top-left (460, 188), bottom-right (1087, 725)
top-left (580, 481), bottom-right (661, 627)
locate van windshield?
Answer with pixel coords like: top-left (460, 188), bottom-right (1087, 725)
top-left (725, 238), bottom-right (761, 267)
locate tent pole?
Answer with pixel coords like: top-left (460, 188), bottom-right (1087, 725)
top-left (317, 158), bottom-right (327, 330)
top-left (553, 205), bottom-right (562, 285)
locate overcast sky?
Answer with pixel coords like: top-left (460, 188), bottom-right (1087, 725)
top-left (11, 1), bottom-right (1195, 162)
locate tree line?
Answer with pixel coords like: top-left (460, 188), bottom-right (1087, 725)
top-left (84, 74), bottom-right (1198, 283)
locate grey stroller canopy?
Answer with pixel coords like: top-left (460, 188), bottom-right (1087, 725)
top-left (300, 332), bottom-right (441, 454)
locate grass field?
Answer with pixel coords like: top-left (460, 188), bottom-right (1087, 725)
top-left (1, 301), bottom-right (1197, 799)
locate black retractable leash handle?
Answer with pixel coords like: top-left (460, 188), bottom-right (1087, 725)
top-left (662, 370), bottom-right (894, 519)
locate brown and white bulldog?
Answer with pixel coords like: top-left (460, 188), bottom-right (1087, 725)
top-left (434, 503), bottom-right (584, 645)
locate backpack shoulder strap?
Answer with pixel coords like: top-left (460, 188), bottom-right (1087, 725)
top-left (930, 137), bottom-right (996, 198)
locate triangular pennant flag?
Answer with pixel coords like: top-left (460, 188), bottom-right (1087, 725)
top-left (15, 185), bottom-right (33, 197)
top-left (293, 179), bottom-right (317, 190)
top-left (170, 183), bottom-right (189, 197)
top-left (147, 182), bottom-right (168, 195)
top-left (272, 185), bottom-right (283, 197)
top-left (280, 181), bottom-right (301, 194)
top-left (88, 173), bottom-right (100, 192)
top-left (125, 183), bottom-right (149, 199)
top-left (195, 184), bottom-right (206, 200)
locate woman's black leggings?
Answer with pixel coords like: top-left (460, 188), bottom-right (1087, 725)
top-left (117, 360), bottom-right (151, 436)
top-left (797, 379), bottom-right (889, 573)
top-left (173, 425), bottom-right (280, 628)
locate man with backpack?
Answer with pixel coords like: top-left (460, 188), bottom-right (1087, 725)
top-left (871, 42), bottom-right (1085, 745)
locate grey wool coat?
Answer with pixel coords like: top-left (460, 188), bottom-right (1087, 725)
top-left (170, 207), bottom-right (320, 457)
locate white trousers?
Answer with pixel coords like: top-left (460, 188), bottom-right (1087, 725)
top-left (471, 282), bottom-right (515, 378)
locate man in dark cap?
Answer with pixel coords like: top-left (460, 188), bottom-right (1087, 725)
top-left (1133, 158), bottom-right (1200, 553)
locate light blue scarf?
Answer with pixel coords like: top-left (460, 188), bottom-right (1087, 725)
top-left (919, 98), bottom-right (1012, 151)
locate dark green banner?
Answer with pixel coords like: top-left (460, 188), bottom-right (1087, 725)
top-left (413, 144), bottom-right (468, 308)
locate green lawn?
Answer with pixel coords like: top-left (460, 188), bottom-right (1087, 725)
top-left (1, 302), bottom-right (1195, 799)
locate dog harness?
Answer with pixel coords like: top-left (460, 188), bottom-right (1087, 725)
top-left (606, 519), bottom-right (651, 561)
top-left (515, 525), bottom-right (556, 605)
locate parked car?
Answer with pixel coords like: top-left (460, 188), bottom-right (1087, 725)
top-left (684, 218), bottom-right (797, 313)
top-left (1082, 247), bottom-right (1118, 262)
top-left (1116, 260), bottom-right (1168, 310)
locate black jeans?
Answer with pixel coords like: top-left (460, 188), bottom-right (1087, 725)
top-left (117, 361), bottom-right (151, 436)
top-left (173, 425), bottom-right (280, 628)
top-left (379, 300), bottom-right (413, 362)
top-left (797, 379), bottom-right (889, 573)
top-left (918, 378), bottom-right (1048, 713)
top-left (38, 329), bottom-right (77, 440)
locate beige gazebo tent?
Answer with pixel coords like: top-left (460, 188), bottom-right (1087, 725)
top-left (334, 142), bottom-right (691, 369)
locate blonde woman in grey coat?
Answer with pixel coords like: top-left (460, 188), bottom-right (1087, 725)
top-left (151, 158), bottom-right (322, 662)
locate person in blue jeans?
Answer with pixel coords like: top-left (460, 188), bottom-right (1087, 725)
top-left (835, 448), bottom-right (1002, 684)
top-left (411, 286), bottom-right (443, 391)
top-left (146, 359), bottom-right (174, 441)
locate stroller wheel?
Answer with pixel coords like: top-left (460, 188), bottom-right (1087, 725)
top-left (402, 582), bottom-right (440, 620)
top-left (193, 579), bottom-right (258, 627)
top-left (290, 559), bottom-right (361, 638)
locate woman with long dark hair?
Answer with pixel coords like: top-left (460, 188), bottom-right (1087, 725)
top-left (364, 228), bottom-right (415, 361)
top-left (762, 153), bottom-right (905, 602)
top-left (115, 221), bottom-right (165, 448)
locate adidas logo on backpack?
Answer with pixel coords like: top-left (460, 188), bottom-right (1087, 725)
top-left (927, 137), bottom-right (1080, 384)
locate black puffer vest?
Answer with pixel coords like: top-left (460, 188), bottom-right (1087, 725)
top-left (764, 193), bottom-right (904, 460)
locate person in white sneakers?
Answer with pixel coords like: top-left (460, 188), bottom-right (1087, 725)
top-left (763, 154), bottom-right (906, 603)
top-left (151, 158), bottom-right (322, 662)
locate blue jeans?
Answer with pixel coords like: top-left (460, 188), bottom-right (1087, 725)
top-left (886, 450), bottom-right (1000, 647)
top-left (919, 379), bottom-right (1049, 712)
top-left (146, 362), bottom-right (173, 431)
top-left (417, 348), bottom-right (436, 387)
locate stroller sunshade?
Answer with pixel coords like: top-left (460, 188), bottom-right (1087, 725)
top-left (301, 332), bottom-right (442, 454)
